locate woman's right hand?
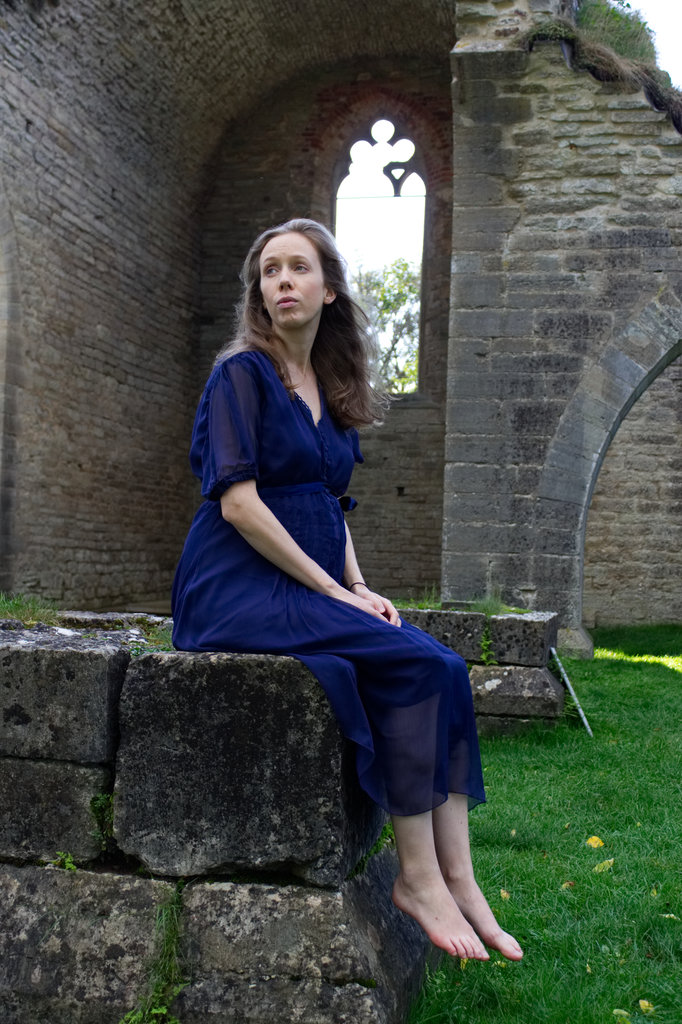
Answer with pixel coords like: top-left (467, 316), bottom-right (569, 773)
top-left (332, 584), bottom-right (401, 626)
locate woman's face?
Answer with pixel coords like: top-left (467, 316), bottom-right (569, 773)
top-left (259, 232), bottom-right (336, 338)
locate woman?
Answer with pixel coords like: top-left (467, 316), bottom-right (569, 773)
top-left (172, 218), bottom-right (522, 962)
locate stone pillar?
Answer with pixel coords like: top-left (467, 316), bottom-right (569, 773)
top-left (443, 32), bottom-right (682, 628)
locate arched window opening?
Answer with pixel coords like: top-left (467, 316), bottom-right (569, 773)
top-left (335, 119), bottom-right (425, 394)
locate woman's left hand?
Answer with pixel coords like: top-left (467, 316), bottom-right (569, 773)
top-left (350, 585), bottom-right (401, 626)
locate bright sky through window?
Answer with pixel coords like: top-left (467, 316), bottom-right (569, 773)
top-left (335, 119), bottom-right (425, 281)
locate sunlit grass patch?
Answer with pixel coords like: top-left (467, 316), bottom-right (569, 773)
top-left (408, 625), bottom-right (682, 1024)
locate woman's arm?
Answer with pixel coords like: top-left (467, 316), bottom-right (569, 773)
top-left (220, 480), bottom-right (397, 623)
top-left (342, 522), bottom-right (400, 626)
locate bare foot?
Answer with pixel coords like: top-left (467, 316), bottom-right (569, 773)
top-left (446, 877), bottom-right (523, 961)
top-left (392, 871), bottom-right (490, 960)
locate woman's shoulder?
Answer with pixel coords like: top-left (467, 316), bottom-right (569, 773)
top-left (209, 348), bottom-right (276, 388)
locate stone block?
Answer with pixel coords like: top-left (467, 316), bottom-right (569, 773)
top-left (470, 666), bottom-right (564, 720)
top-left (487, 612), bottom-right (558, 666)
top-left (0, 758), bottom-right (109, 863)
top-left (0, 628), bottom-right (129, 763)
top-left (0, 865), bottom-right (174, 1024)
top-left (114, 653), bottom-right (384, 887)
top-left (173, 846), bottom-right (428, 1024)
top-left (399, 609), bottom-right (486, 661)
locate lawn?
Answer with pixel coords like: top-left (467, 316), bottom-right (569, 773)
top-left (408, 625), bottom-right (682, 1024)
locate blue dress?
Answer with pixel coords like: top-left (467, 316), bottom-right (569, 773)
top-left (172, 350), bottom-right (484, 816)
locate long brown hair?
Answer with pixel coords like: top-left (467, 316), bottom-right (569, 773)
top-left (216, 218), bottom-right (388, 428)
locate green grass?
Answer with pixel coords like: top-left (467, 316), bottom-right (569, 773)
top-left (0, 591), bottom-right (60, 625)
top-left (408, 624), bottom-right (682, 1024)
top-left (576, 0), bottom-right (657, 66)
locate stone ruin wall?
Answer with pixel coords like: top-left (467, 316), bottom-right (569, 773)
top-left (443, 40), bottom-right (682, 625)
top-left (0, 611), bottom-right (559, 1020)
top-left (0, 1), bottom-right (201, 608)
top-left (0, 0), bottom-right (680, 627)
top-left (583, 355), bottom-right (682, 626)
top-left (198, 59), bottom-right (455, 598)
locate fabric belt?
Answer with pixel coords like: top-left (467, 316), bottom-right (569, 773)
top-left (258, 482), bottom-right (357, 511)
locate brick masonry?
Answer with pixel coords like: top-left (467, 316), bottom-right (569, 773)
top-left (0, 0), bottom-right (680, 627)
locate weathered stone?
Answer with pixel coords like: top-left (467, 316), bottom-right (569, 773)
top-left (399, 609), bottom-right (486, 661)
top-left (557, 626), bottom-right (595, 660)
top-left (0, 865), bottom-right (174, 1024)
top-left (0, 758), bottom-right (109, 863)
top-left (470, 665), bottom-right (564, 719)
top-left (173, 846), bottom-right (428, 1024)
top-left (476, 715), bottom-right (551, 737)
top-left (57, 610), bottom-right (172, 632)
top-left (0, 630), bottom-right (129, 762)
top-left (487, 612), bottom-right (558, 667)
top-left (114, 652), bottom-right (384, 886)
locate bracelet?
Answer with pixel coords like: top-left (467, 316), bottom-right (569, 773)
top-left (348, 581), bottom-right (368, 591)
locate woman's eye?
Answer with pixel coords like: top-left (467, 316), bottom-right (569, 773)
top-left (295, 264), bottom-right (308, 272)
top-left (264, 266), bottom-right (277, 276)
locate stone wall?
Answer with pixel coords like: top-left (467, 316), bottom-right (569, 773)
top-left (443, 40), bottom-right (682, 627)
top-left (0, 0), bottom-right (456, 609)
top-left (1, 0), bottom-right (680, 629)
top-left (0, 611), bottom-right (560, 1021)
top-left (197, 59), bottom-right (454, 596)
top-left (583, 354), bottom-right (682, 626)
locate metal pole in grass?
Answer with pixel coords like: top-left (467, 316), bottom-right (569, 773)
top-left (550, 646), bottom-right (594, 738)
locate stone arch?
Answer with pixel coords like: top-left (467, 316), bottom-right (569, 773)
top-left (536, 297), bottom-right (682, 628)
top-left (308, 87), bottom-right (452, 403)
top-left (0, 180), bottom-right (22, 593)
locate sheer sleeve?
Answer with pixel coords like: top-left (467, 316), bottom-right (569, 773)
top-left (350, 428), bottom-right (364, 465)
top-left (189, 355), bottom-right (263, 500)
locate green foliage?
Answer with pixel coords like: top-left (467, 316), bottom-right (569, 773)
top-left (126, 622), bottom-right (175, 657)
top-left (577, 0), bottom-right (657, 65)
top-left (0, 591), bottom-right (60, 626)
top-left (51, 851), bottom-right (78, 871)
top-left (91, 792), bottom-right (115, 853)
top-left (392, 586), bottom-right (442, 610)
top-left (349, 821), bottom-right (395, 879)
top-left (119, 883), bottom-right (187, 1024)
top-left (408, 624), bottom-right (682, 1024)
top-left (353, 258), bottom-right (420, 394)
top-left (468, 587), bottom-right (529, 617)
top-left (479, 623), bottom-right (498, 666)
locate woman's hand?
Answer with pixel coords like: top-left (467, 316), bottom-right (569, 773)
top-left (337, 583), bottom-right (401, 626)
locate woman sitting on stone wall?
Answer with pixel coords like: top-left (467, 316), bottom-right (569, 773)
top-left (171, 218), bottom-right (522, 962)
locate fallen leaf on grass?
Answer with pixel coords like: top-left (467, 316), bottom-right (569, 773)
top-left (460, 958), bottom-right (468, 970)
top-left (586, 835), bottom-right (604, 848)
top-left (660, 913), bottom-right (679, 920)
top-left (510, 829), bottom-right (516, 837)
top-left (593, 858), bottom-right (615, 873)
top-left (650, 886), bottom-right (658, 897)
top-left (638, 1000), bottom-right (655, 1015)
top-left (586, 963), bottom-right (592, 974)
top-left (500, 889), bottom-right (510, 900)
top-left (561, 881), bottom-right (575, 889)
top-left (612, 1011), bottom-right (630, 1020)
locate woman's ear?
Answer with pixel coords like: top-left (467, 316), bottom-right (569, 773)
top-left (323, 288), bottom-right (336, 305)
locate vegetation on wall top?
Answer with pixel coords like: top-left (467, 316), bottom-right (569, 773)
top-left (526, 2), bottom-right (682, 136)
top-left (576, 0), bottom-right (656, 65)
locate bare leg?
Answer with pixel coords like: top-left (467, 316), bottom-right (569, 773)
top-left (391, 810), bottom-right (489, 960)
top-left (432, 794), bottom-right (523, 961)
